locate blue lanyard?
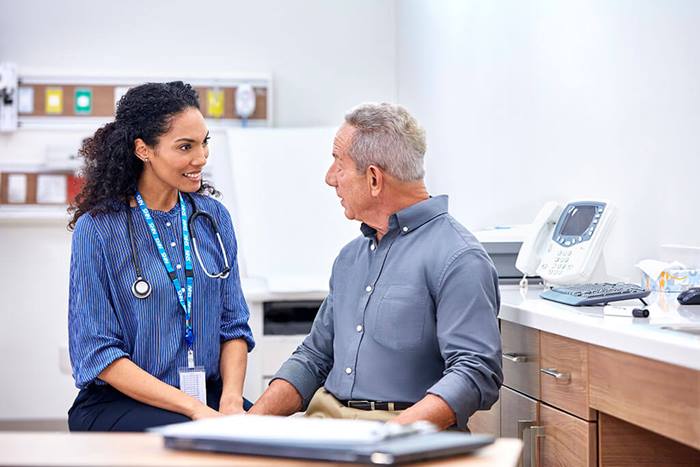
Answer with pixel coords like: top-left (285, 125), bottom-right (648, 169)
top-left (135, 191), bottom-right (196, 367)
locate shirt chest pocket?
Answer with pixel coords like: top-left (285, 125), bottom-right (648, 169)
top-left (369, 285), bottom-right (431, 351)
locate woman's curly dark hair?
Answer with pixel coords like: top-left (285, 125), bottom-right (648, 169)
top-left (68, 81), bottom-right (219, 230)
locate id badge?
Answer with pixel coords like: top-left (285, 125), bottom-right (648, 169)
top-left (178, 366), bottom-right (207, 405)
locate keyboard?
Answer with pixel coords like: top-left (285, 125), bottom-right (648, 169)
top-left (540, 282), bottom-right (651, 306)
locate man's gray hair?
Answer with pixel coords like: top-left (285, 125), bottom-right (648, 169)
top-left (344, 103), bottom-right (426, 181)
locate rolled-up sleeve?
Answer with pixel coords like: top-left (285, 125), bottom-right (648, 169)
top-left (427, 248), bottom-right (503, 429)
top-left (68, 214), bottom-right (130, 388)
top-left (217, 206), bottom-right (255, 351)
top-left (273, 271), bottom-right (336, 408)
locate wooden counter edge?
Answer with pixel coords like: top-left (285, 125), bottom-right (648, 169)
top-left (0, 432), bottom-right (523, 467)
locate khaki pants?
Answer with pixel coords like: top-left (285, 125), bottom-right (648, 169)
top-left (305, 388), bottom-right (404, 422)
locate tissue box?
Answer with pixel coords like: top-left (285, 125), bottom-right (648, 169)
top-left (641, 269), bottom-right (700, 292)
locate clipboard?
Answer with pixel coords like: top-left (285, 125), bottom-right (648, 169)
top-left (152, 415), bottom-right (495, 465)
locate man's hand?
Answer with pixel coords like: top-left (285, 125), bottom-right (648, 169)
top-left (219, 393), bottom-right (245, 416)
top-left (388, 394), bottom-right (457, 430)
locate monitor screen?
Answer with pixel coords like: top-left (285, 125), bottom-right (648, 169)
top-left (560, 206), bottom-right (596, 236)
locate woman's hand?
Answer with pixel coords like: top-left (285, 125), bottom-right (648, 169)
top-left (190, 404), bottom-right (224, 420)
top-left (219, 393), bottom-right (245, 415)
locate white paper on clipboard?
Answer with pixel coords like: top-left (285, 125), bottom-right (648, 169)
top-left (7, 174), bottom-right (28, 203)
top-left (36, 174), bottom-right (67, 204)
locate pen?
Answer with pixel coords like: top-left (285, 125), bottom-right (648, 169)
top-left (603, 306), bottom-right (650, 318)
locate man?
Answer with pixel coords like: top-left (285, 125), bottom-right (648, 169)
top-left (249, 103), bottom-right (502, 430)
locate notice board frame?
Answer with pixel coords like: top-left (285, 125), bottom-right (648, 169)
top-left (16, 72), bottom-right (273, 129)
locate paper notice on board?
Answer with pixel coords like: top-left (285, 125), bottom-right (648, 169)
top-left (114, 87), bottom-right (130, 110)
top-left (7, 174), bottom-right (27, 203)
top-left (18, 87), bottom-right (34, 114)
top-left (36, 174), bottom-right (67, 204)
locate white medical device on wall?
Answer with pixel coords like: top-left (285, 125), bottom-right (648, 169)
top-left (0, 62), bottom-right (18, 132)
top-left (235, 83), bottom-right (256, 122)
top-left (516, 200), bottom-right (615, 286)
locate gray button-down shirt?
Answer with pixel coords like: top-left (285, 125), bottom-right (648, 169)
top-left (274, 195), bottom-right (502, 427)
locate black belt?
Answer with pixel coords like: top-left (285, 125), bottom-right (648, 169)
top-left (340, 400), bottom-right (413, 411)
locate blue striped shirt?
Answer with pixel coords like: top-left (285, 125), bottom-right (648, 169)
top-left (68, 194), bottom-right (255, 389)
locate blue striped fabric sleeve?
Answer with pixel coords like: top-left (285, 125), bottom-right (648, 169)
top-left (68, 214), bottom-right (130, 388)
top-left (216, 203), bottom-right (255, 350)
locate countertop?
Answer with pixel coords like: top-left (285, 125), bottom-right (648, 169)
top-left (0, 433), bottom-right (522, 467)
top-left (499, 285), bottom-right (700, 370)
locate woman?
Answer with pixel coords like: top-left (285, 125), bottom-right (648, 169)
top-left (67, 81), bottom-right (254, 431)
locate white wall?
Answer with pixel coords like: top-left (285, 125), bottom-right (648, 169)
top-left (397, 0), bottom-right (700, 279)
top-left (0, 0), bottom-right (396, 127)
top-left (0, 0), bottom-right (397, 420)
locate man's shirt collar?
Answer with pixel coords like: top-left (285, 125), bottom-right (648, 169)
top-left (360, 195), bottom-right (449, 238)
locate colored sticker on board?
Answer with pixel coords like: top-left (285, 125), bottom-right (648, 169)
top-left (75, 88), bottom-right (93, 114)
top-left (207, 89), bottom-right (225, 118)
top-left (45, 88), bottom-right (63, 114)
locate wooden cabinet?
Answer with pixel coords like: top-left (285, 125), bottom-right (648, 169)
top-left (589, 345), bottom-right (700, 451)
top-left (539, 404), bottom-right (596, 467)
top-left (597, 412), bottom-right (700, 466)
top-left (540, 332), bottom-right (596, 421)
top-left (467, 390), bottom-right (501, 436)
top-left (498, 319), bottom-right (700, 466)
top-left (502, 320), bottom-right (541, 399)
top-left (499, 323), bottom-right (597, 467)
top-left (501, 387), bottom-right (539, 467)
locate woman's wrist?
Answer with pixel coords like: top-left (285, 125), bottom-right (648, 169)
top-left (180, 394), bottom-right (206, 418)
top-left (219, 391), bottom-right (243, 405)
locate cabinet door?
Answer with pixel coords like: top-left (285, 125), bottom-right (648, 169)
top-left (467, 389), bottom-right (501, 436)
top-left (539, 403), bottom-right (596, 467)
top-left (540, 332), bottom-right (595, 421)
top-left (502, 320), bottom-right (540, 399)
top-left (501, 387), bottom-right (539, 467)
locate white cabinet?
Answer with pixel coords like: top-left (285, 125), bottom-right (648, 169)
top-left (244, 295), bottom-right (325, 401)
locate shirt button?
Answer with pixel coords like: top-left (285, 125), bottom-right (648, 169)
top-left (166, 222), bottom-right (172, 227)
top-left (176, 264), bottom-right (182, 269)
top-left (370, 243), bottom-right (376, 251)
top-left (356, 325), bottom-right (363, 332)
top-left (365, 285), bottom-right (373, 293)
top-left (170, 241), bottom-right (176, 247)
top-left (402, 226), bottom-right (409, 233)
top-left (345, 367), bottom-right (352, 375)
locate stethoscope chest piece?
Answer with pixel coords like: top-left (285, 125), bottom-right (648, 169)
top-left (132, 277), bottom-right (152, 299)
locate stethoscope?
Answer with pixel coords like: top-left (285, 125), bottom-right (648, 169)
top-left (126, 192), bottom-right (231, 299)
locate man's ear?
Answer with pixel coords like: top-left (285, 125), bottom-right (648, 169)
top-left (366, 165), bottom-right (384, 197)
top-left (134, 138), bottom-right (152, 162)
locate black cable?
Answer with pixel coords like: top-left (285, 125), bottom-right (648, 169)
top-left (126, 205), bottom-right (144, 278)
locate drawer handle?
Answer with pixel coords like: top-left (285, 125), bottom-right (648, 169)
top-left (502, 352), bottom-right (529, 363)
top-left (519, 422), bottom-right (544, 467)
top-left (528, 425), bottom-right (545, 467)
top-left (517, 420), bottom-right (535, 467)
top-left (540, 367), bottom-right (570, 381)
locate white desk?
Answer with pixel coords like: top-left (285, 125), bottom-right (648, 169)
top-left (498, 286), bottom-right (700, 370)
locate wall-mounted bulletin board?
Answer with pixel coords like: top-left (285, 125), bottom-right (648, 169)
top-left (16, 74), bottom-right (272, 129)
